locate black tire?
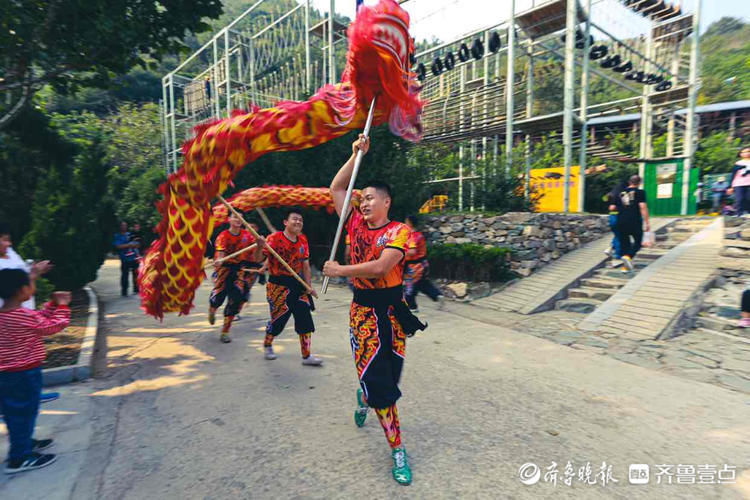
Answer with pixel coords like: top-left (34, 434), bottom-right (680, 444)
top-left (471, 38), bottom-right (484, 60)
top-left (458, 43), bottom-right (470, 62)
top-left (589, 45), bottom-right (608, 60)
top-left (489, 31), bottom-right (501, 53)
top-left (431, 57), bottom-right (443, 76)
top-left (444, 52), bottom-right (455, 70)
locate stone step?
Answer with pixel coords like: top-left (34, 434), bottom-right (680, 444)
top-left (594, 269), bottom-right (637, 280)
top-left (634, 250), bottom-right (668, 260)
top-left (568, 286), bottom-right (616, 301)
top-left (723, 239), bottom-right (750, 249)
top-left (696, 315), bottom-right (740, 332)
top-left (579, 277), bottom-right (626, 289)
top-left (606, 259), bottom-right (648, 270)
top-left (653, 242), bottom-right (678, 250)
top-left (693, 327), bottom-right (750, 343)
top-left (555, 297), bottom-right (603, 314)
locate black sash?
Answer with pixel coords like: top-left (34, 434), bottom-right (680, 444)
top-left (353, 286), bottom-right (427, 337)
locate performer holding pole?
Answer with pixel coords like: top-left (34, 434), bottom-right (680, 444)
top-left (216, 195), bottom-right (312, 294)
top-left (208, 211), bottom-right (264, 343)
top-left (323, 134), bottom-right (426, 486)
top-left (321, 97), bottom-right (377, 293)
top-left (262, 209), bottom-right (322, 366)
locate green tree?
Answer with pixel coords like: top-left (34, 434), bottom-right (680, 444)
top-left (0, 107), bottom-right (73, 240)
top-left (0, 0), bottom-right (223, 128)
top-left (695, 130), bottom-right (741, 176)
top-left (699, 18), bottom-right (750, 103)
top-left (20, 135), bottom-right (115, 290)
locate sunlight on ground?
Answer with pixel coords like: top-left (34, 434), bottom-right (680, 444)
top-left (39, 410), bottom-right (79, 416)
top-left (92, 374), bottom-right (210, 397)
top-left (93, 336), bottom-right (214, 397)
top-left (704, 426), bottom-right (750, 443)
top-left (731, 469), bottom-right (750, 498)
top-left (124, 326), bottom-right (212, 334)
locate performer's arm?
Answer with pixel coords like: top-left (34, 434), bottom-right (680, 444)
top-left (253, 236), bottom-right (265, 261)
top-left (330, 134), bottom-right (370, 217)
top-left (302, 260), bottom-right (318, 298)
top-left (405, 245), bottom-right (418, 259)
top-left (213, 252), bottom-right (226, 272)
top-left (323, 248), bottom-right (402, 279)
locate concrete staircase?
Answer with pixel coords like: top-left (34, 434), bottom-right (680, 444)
top-left (555, 218), bottom-right (714, 314)
top-left (685, 217), bottom-right (750, 342)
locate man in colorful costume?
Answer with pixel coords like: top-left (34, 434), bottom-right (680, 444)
top-left (403, 215), bottom-right (444, 313)
top-left (263, 210), bottom-right (322, 366)
top-left (208, 211), bottom-right (263, 343)
top-left (323, 135), bottom-right (426, 486)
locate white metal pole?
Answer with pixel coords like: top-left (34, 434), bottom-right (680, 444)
top-left (505, 0), bottom-right (516, 176)
top-left (525, 39), bottom-right (534, 200)
top-left (321, 97), bottom-right (377, 294)
top-left (305, 0), bottom-right (311, 93)
top-left (169, 74), bottom-right (177, 173)
top-left (578, 0), bottom-right (592, 213)
top-left (249, 37), bottom-right (256, 106)
top-left (213, 39), bottom-right (221, 118)
top-left (329, 0), bottom-right (335, 83)
top-left (682, 0), bottom-right (701, 215)
top-left (162, 79), bottom-right (170, 174)
top-left (224, 29), bottom-right (231, 116)
top-left (562, 0), bottom-right (577, 213)
top-left (638, 28), bottom-right (654, 180)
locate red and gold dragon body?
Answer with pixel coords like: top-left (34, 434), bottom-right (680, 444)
top-left (139, 0), bottom-right (422, 318)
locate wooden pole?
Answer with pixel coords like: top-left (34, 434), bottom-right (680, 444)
top-left (321, 96), bottom-right (377, 294)
top-left (217, 195), bottom-right (312, 293)
top-left (255, 207), bottom-right (277, 233)
top-left (202, 243), bottom-right (258, 271)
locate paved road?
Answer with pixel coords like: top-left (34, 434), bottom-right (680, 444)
top-left (4, 259), bottom-right (748, 499)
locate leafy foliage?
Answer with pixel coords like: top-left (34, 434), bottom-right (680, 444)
top-left (428, 244), bottom-right (512, 282)
top-left (699, 17), bottom-right (750, 104)
top-left (20, 134), bottom-right (115, 290)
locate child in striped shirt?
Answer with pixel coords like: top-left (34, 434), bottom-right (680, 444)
top-left (0, 269), bottom-right (70, 474)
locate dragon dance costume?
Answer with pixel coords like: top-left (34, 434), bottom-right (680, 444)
top-left (262, 231), bottom-right (318, 363)
top-left (208, 228), bottom-right (260, 342)
top-left (403, 230), bottom-right (442, 311)
top-left (346, 209), bottom-right (426, 482)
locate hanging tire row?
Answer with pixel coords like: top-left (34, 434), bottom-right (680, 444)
top-left (562, 29), bottom-right (674, 92)
top-left (413, 30), bottom-right (503, 82)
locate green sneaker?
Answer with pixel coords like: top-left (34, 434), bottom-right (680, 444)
top-left (391, 447), bottom-right (412, 485)
top-left (354, 388), bottom-right (368, 427)
top-left (220, 333), bottom-right (231, 343)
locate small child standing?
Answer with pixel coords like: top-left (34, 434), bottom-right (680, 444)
top-left (0, 269), bottom-right (71, 474)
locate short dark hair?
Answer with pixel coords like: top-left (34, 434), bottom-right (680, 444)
top-left (405, 215), bottom-right (418, 226)
top-left (284, 208), bottom-right (303, 220)
top-left (0, 222), bottom-right (10, 237)
top-left (629, 175), bottom-right (642, 185)
top-left (0, 269), bottom-right (30, 300)
top-left (362, 180), bottom-right (392, 200)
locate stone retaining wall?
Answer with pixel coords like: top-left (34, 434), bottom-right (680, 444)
top-left (422, 212), bottom-right (610, 276)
